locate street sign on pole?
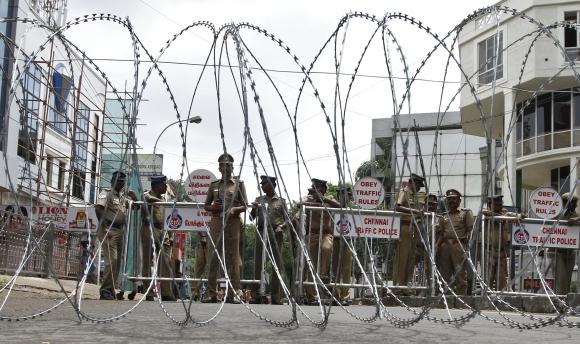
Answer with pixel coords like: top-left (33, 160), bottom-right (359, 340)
top-left (353, 177), bottom-right (385, 210)
top-left (185, 169), bottom-right (217, 202)
top-left (528, 187), bottom-right (563, 219)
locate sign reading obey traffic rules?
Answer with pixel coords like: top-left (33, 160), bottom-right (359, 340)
top-left (528, 187), bottom-right (563, 219)
top-left (353, 177), bottom-right (385, 210)
top-left (185, 169), bottom-right (217, 202)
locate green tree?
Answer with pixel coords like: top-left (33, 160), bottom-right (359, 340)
top-left (167, 178), bottom-right (191, 201)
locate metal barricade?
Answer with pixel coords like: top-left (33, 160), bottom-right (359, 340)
top-left (122, 202), bottom-right (264, 298)
top-left (297, 205), bottom-right (436, 300)
top-left (478, 215), bottom-right (579, 295)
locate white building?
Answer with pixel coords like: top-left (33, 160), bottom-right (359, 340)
top-left (0, 0), bottom-right (106, 206)
top-left (459, 0), bottom-right (580, 210)
top-left (370, 111), bottom-right (488, 211)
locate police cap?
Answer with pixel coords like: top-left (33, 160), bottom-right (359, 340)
top-left (445, 189), bottom-right (462, 198)
top-left (260, 175), bottom-right (277, 185)
top-left (410, 173), bottom-right (425, 182)
top-left (311, 178), bottom-right (327, 188)
top-left (218, 153), bottom-right (234, 163)
top-left (150, 175), bottom-right (167, 186)
top-left (111, 171), bottom-right (127, 182)
top-left (487, 195), bottom-right (504, 203)
top-left (426, 194), bottom-right (438, 204)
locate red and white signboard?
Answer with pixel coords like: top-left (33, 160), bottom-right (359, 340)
top-left (164, 206), bottom-right (211, 232)
top-left (185, 169), bottom-right (217, 202)
top-left (512, 222), bottom-right (580, 249)
top-left (353, 177), bottom-right (385, 210)
top-left (28, 206), bottom-right (98, 232)
top-left (528, 187), bottom-right (563, 219)
top-left (333, 213), bottom-right (400, 239)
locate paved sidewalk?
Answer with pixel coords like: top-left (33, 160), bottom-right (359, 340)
top-left (1, 274), bottom-right (100, 299)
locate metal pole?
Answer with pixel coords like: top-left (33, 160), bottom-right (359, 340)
top-left (430, 212), bottom-right (436, 297)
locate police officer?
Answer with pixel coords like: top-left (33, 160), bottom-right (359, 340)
top-left (301, 178), bottom-right (341, 305)
top-left (141, 175), bottom-right (176, 301)
top-left (331, 186), bottom-right (353, 306)
top-left (250, 175), bottom-right (288, 305)
top-left (481, 195), bottom-right (524, 291)
top-left (95, 171), bottom-right (136, 300)
top-left (416, 194), bottom-right (438, 290)
top-left (437, 189), bottom-right (474, 295)
top-left (555, 192), bottom-right (580, 295)
top-left (202, 153), bottom-right (247, 303)
top-left (191, 232), bottom-right (208, 301)
top-left (393, 173), bottom-right (425, 294)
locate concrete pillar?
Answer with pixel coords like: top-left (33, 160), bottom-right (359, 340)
top-left (502, 90), bottom-right (517, 206)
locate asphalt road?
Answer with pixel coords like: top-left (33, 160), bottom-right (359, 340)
top-left (1, 292), bottom-right (579, 343)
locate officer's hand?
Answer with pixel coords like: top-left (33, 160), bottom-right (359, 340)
top-left (275, 225), bottom-right (283, 233)
top-left (517, 213), bottom-right (526, 221)
top-left (251, 202), bottom-right (259, 209)
top-left (127, 190), bottom-right (137, 201)
top-left (569, 217), bottom-right (578, 225)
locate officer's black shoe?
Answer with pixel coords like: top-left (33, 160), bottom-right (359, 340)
top-left (340, 299), bottom-right (352, 306)
top-left (201, 296), bottom-right (218, 303)
top-left (249, 297), bottom-right (262, 304)
top-left (115, 292), bottom-right (125, 300)
top-left (271, 300), bottom-right (283, 305)
top-left (99, 291), bottom-right (115, 300)
top-left (161, 296), bottom-right (177, 302)
top-left (127, 291), bottom-right (137, 300)
top-left (225, 297), bottom-right (241, 304)
top-left (145, 295), bottom-right (155, 301)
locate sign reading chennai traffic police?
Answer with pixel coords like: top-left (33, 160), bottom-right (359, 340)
top-left (528, 187), bottom-right (563, 219)
top-left (333, 213), bottom-right (400, 239)
top-left (185, 169), bottom-right (217, 202)
top-left (164, 206), bottom-right (211, 232)
top-left (353, 177), bottom-right (385, 210)
top-left (512, 221), bottom-right (580, 249)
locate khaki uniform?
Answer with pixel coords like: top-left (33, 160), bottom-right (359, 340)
top-left (206, 178), bottom-right (247, 299)
top-left (252, 194), bottom-right (287, 303)
top-left (96, 189), bottom-right (129, 295)
top-left (302, 195), bottom-right (338, 302)
top-left (192, 232), bottom-right (208, 297)
top-left (331, 237), bottom-right (352, 301)
top-left (393, 186), bottom-right (419, 286)
top-left (555, 210), bottom-right (579, 295)
top-left (484, 209), bottom-right (516, 291)
top-left (437, 208), bottom-right (474, 295)
top-left (141, 191), bottom-right (174, 298)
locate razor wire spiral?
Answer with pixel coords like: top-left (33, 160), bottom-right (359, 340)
top-left (0, 4), bottom-right (579, 331)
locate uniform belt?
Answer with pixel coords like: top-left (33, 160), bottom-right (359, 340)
top-left (444, 238), bottom-right (466, 245)
top-left (101, 219), bottom-right (124, 229)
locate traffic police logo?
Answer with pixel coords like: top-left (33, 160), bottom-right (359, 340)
top-left (335, 215), bottom-right (352, 235)
top-left (166, 209), bottom-right (183, 230)
top-left (513, 225), bottom-right (530, 245)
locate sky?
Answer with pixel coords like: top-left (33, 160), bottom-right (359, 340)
top-left (62, 0), bottom-right (496, 202)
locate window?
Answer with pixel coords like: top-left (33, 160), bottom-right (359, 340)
top-left (58, 161), bottom-right (65, 190)
top-left (536, 94), bottom-right (552, 152)
top-left (554, 91), bottom-right (572, 149)
top-left (46, 156), bottom-right (53, 187)
top-left (478, 31), bottom-right (503, 85)
top-left (574, 88), bottom-right (580, 146)
top-left (564, 11), bottom-right (580, 60)
top-left (516, 88), bottom-right (577, 154)
top-left (550, 166), bottom-right (570, 194)
top-left (72, 102), bottom-right (89, 199)
top-left (49, 70), bottom-right (73, 135)
top-left (17, 62), bottom-right (43, 162)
